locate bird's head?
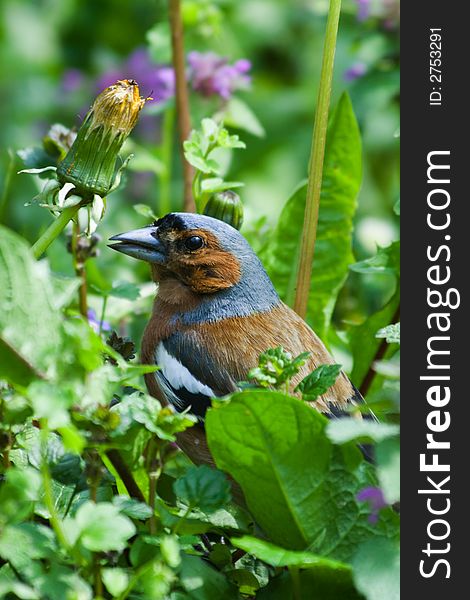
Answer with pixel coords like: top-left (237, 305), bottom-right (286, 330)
top-left (109, 213), bottom-right (275, 298)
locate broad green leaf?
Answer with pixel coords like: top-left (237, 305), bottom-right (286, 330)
top-left (231, 535), bottom-right (350, 572)
top-left (352, 538), bottom-right (400, 600)
top-left (326, 419), bottom-right (399, 445)
top-left (206, 391), bottom-right (399, 560)
top-left (349, 287), bottom-right (400, 387)
top-left (173, 465), bottom-right (231, 512)
top-left (295, 363), bottom-right (342, 401)
top-left (179, 554), bottom-right (238, 600)
top-left (261, 93), bottom-right (362, 339)
top-left (0, 226), bottom-right (62, 384)
top-left (72, 501), bottom-right (136, 552)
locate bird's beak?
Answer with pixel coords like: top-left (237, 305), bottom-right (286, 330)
top-left (108, 226), bottom-right (167, 264)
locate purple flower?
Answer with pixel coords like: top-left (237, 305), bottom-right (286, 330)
top-left (96, 48), bottom-right (175, 104)
top-left (62, 68), bottom-right (84, 93)
top-left (344, 62), bottom-right (367, 82)
top-left (87, 308), bottom-right (111, 334)
top-left (187, 51), bottom-right (251, 100)
top-left (355, 0), bottom-right (371, 21)
top-left (357, 486), bottom-right (388, 524)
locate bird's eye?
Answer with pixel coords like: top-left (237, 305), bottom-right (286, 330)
top-left (184, 235), bottom-right (204, 251)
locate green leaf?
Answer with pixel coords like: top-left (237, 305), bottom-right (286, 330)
top-left (0, 523), bottom-right (56, 569)
top-left (206, 391), bottom-right (398, 560)
top-left (133, 203), bottom-right (158, 221)
top-left (108, 280), bottom-right (141, 300)
top-left (231, 536), bottom-right (350, 571)
top-left (102, 568), bottom-right (129, 597)
top-left (36, 564), bottom-right (93, 600)
top-left (326, 419), bottom-right (399, 445)
top-left (349, 287), bottom-right (400, 387)
top-left (350, 241), bottom-right (400, 276)
top-left (112, 496), bottom-right (153, 520)
top-left (376, 323), bottom-right (400, 344)
top-left (295, 364), bottom-right (342, 402)
top-left (125, 141), bottom-right (164, 175)
top-left (393, 198), bottom-right (400, 215)
top-left (352, 538), bottom-right (400, 600)
top-left (72, 501), bottom-right (136, 552)
top-left (0, 564), bottom-right (39, 600)
top-left (0, 467), bottom-right (41, 525)
top-left (376, 438), bottom-right (400, 504)
top-left (261, 93), bottom-right (362, 339)
top-left (179, 554), bottom-right (238, 600)
top-left (218, 97), bottom-right (266, 137)
top-left (173, 465), bottom-right (231, 512)
top-left (0, 227), bottom-right (62, 385)
top-left (161, 535), bottom-right (181, 568)
top-left (200, 178), bottom-right (244, 193)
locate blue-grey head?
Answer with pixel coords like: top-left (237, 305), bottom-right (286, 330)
top-left (109, 213), bottom-right (280, 321)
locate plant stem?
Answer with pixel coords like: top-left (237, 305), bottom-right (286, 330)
top-left (146, 439), bottom-right (162, 535)
top-left (105, 449), bottom-right (146, 503)
top-left (289, 566), bottom-right (301, 600)
top-left (169, 0), bottom-right (195, 212)
top-left (32, 204), bottom-right (81, 259)
top-left (72, 219), bottom-right (88, 318)
top-left (293, 0), bottom-right (342, 318)
top-left (99, 295), bottom-right (109, 335)
top-left (40, 423), bottom-right (84, 565)
top-left (359, 304), bottom-right (400, 398)
top-left (159, 104), bottom-right (175, 215)
top-left (172, 504), bottom-right (193, 535)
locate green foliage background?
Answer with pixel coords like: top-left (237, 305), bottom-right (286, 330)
top-left (0, 1), bottom-right (399, 599)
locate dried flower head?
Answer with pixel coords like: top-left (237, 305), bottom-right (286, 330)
top-left (57, 79), bottom-right (147, 198)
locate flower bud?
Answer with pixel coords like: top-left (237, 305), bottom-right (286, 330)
top-left (57, 79), bottom-right (146, 198)
top-left (203, 190), bottom-right (244, 230)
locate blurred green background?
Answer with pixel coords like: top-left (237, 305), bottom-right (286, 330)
top-left (0, 0), bottom-right (399, 347)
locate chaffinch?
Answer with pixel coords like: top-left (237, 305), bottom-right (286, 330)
top-left (109, 212), bottom-right (364, 468)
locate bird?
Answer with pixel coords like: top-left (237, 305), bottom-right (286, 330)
top-left (109, 212), bottom-right (366, 470)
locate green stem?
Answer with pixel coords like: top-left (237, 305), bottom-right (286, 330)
top-left (32, 204), bottom-right (81, 259)
top-left (99, 295), bottom-right (109, 335)
top-left (115, 562), bottom-right (154, 600)
top-left (293, 0), bottom-right (342, 318)
top-left (146, 439), bottom-right (162, 535)
top-left (40, 423), bottom-right (84, 566)
top-left (172, 504), bottom-right (193, 535)
top-left (289, 566), bottom-right (301, 600)
top-left (159, 105), bottom-right (175, 215)
top-left (72, 219), bottom-right (88, 317)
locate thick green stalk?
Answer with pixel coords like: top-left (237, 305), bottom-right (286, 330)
top-left (293, 0), bottom-right (342, 318)
top-left (32, 204), bottom-right (80, 259)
